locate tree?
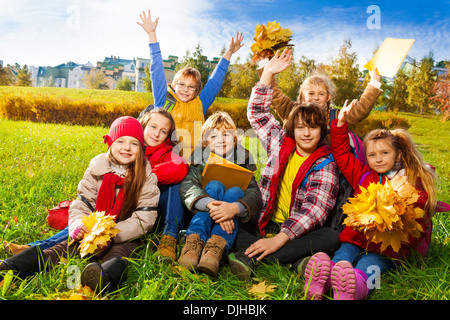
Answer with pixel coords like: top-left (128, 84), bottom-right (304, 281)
top-left (386, 69), bottom-right (410, 111)
top-left (327, 39), bottom-right (362, 107)
top-left (406, 53), bottom-right (436, 114)
top-left (429, 61), bottom-right (449, 120)
top-left (82, 69), bottom-right (108, 89)
top-left (175, 44), bottom-right (212, 88)
top-left (0, 66), bottom-right (14, 85)
top-left (116, 77), bottom-right (132, 91)
top-left (142, 64), bottom-right (152, 93)
top-left (277, 55), bottom-right (316, 100)
top-left (16, 64), bottom-right (32, 86)
top-left (226, 56), bottom-right (259, 99)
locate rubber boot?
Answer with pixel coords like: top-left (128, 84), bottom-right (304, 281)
top-left (177, 234), bottom-right (204, 271)
top-left (196, 235), bottom-right (227, 277)
top-left (0, 246), bottom-right (45, 280)
top-left (330, 261), bottom-right (369, 300)
top-left (81, 256), bottom-right (127, 294)
top-left (227, 250), bottom-right (256, 281)
top-left (304, 252), bottom-right (334, 300)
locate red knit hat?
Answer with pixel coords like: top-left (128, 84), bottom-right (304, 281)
top-left (103, 116), bottom-right (144, 149)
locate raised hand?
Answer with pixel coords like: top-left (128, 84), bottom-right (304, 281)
top-left (224, 32), bottom-right (244, 61)
top-left (337, 99), bottom-right (358, 127)
top-left (260, 48), bottom-right (293, 85)
top-left (137, 10), bottom-right (159, 43)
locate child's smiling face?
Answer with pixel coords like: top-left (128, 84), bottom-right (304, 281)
top-left (204, 128), bottom-right (235, 157)
top-left (143, 112), bottom-right (172, 147)
top-left (110, 136), bottom-right (141, 166)
top-left (174, 76), bottom-right (198, 102)
top-left (294, 119), bottom-right (322, 157)
top-left (300, 83), bottom-right (331, 109)
top-left (365, 138), bottom-right (401, 174)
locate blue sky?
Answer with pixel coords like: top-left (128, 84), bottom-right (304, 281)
top-left (0, 0), bottom-right (448, 68)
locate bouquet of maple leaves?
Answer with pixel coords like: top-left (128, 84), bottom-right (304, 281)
top-left (250, 21), bottom-right (294, 65)
top-left (78, 211), bottom-right (120, 258)
top-left (342, 175), bottom-right (425, 253)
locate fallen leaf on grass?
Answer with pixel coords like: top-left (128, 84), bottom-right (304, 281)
top-left (248, 281), bottom-right (277, 298)
top-left (55, 286), bottom-right (97, 300)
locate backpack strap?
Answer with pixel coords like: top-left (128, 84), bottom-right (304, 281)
top-left (329, 108), bottom-right (338, 124)
top-left (137, 90), bottom-right (177, 120)
top-left (77, 195), bottom-right (95, 212)
top-left (301, 155), bottom-right (334, 191)
top-left (359, 171), bottom-right (371, 186)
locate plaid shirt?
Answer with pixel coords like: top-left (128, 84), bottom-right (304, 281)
top-left (247, 83), bottom-right (339, 239)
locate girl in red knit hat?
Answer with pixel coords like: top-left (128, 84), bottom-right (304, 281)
top-left (0, 116), bottom-right (160, 294)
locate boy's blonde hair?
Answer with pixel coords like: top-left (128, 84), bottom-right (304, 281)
top-left (201, 111), bottom-right (237, 148)
top-left (363, 128), bottom-right (437, 216)
top-left (171, 67), bottom-right (202, 96)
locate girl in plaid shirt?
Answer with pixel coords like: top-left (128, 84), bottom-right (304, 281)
top-left (228, 51), bottom-right (340, 280)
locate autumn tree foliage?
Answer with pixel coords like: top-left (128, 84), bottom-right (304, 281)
top-left (429, 61), bottom-right (450, 121)
top-left (406, 54), bottom-right (437, 114)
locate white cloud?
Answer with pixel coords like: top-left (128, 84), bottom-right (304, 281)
top-left (0, 0), bottom-right (448, 68)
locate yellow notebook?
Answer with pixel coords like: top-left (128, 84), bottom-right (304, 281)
top-left (364, 37), bottom-right (415, 78)
top-left (201, 153), bottom-right (254, 191)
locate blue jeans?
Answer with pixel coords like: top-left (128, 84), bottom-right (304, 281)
top-left (332, 243), bottom-right (396, 278)
top-left (186, 181), bottom-right (244, 251)
top-left (28, 226), bottom-right (69, 250)
top-left (158, 183), bottom-right (185, 239)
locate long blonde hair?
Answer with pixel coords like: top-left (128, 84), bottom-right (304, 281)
top-left (363, 128), bottom-right (437, 216)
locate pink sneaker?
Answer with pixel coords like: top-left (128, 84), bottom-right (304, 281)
top-left (330, 261), bottom-right (369, 300)
top-left (304, 252), bottom-right (333, 300)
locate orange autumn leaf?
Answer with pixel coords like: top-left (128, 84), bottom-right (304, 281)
top-left (79, 211), bottom-right (120, 257)
top-left (342, 176), bottom-right (425, 253)
top-left (250, 21), bottom-right (293, 64)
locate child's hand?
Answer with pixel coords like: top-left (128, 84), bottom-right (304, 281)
top-left (219, 219), bottom-right (235, 234)
top-left (208, 200), bottom-right (239, 223)
top-left (260, 49), bottom-right (293, 85)
top-left (71, 224), bottom-right (89, 241)
top-left (224, 32), bottom-right (244, 61)
top-left (370, 67), bottom-right (381, 82)
top-left (137, 10), bottom-right (159, 43)
top-left (244, 232), bottom-right (290, 261)
top-left (337, 99), bottom-right (358, 127)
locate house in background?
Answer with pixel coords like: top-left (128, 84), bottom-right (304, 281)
top-left (34, 62), bottom-right (94, 88)
top-left (17, 52), bottom-right (221, 91)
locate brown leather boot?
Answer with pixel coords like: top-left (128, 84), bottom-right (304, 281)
top-left (3, 241), bottom-right (30, 255)
top-left (177, 234), bottom-right (204, 271)
top-left (196, 235), bottom-right (227, 277)
top-left (157, 235), bottom-right (177, 261)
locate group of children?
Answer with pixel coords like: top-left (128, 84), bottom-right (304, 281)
top-left (0, 10), bottom-right (441, 300)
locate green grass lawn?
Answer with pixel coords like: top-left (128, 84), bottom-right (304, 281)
top-left (0, 114), bottom-right (449, 301)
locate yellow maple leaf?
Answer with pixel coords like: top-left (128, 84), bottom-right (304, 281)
top-left (343, 176), bottom-right (425, 253)
top-left (79, 211), bottom-right (120, 257)
top-left (248, 281), bottom-right (277, 298)
top-left (250, 21), bottom-right (294, 64)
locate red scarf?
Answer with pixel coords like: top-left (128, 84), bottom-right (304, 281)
top-left (95, 173), bottom-right (124, 221)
